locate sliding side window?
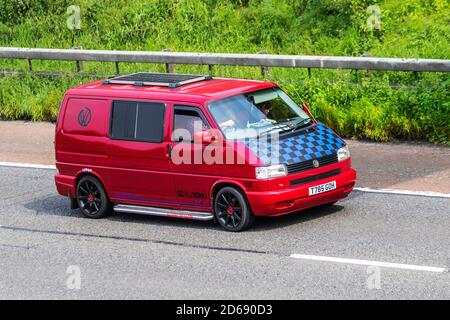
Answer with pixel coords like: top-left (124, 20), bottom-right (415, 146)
top-left (110, 101), bottom-right (165, 142)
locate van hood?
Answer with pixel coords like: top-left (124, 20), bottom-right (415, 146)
top-left (243, 122), bottom-right (345, 165)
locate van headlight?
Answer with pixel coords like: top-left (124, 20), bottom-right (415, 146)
top-left (255, 164), bottom-right (287, 179)
top-left (337, 145), bottom-right (350, 161)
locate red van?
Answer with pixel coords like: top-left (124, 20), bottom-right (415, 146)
top-left (55, 73), bottom-right (356, 231)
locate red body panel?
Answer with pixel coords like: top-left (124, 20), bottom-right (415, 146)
top-left (55, 78), bottom-right (356, 218)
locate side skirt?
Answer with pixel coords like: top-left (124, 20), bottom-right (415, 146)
top-left (113, 204), bottom-right (214, 221)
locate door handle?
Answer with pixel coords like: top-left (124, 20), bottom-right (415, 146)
top-left (167, 144), bottom-right (173, 158)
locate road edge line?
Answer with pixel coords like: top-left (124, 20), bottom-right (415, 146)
top-left (290, 254), bottom-right (447, 273)
top-left (0, 162), bottom-right (56, 170)
top-left (354, 187), bottom-right (450, 198)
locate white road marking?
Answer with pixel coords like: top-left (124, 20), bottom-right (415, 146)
top-left (290, 254), bottom-right (447, 273)
top-left (354, 187), bottom-right (450, 198)
top-left (0, 162), bottom-right (449, 199)
top-left (0, 162), bottom-right (56, 170)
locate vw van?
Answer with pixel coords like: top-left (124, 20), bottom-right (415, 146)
top-left (55, 73), bottom-right (356, 231)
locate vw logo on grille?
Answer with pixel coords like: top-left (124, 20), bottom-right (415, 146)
top-left (78, 107), bottom-right (92, 127)
top-left (312, 159), bottom-right (320, 168)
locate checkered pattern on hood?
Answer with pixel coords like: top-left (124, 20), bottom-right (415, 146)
top-left (243, 122), bottom-right (345, 165)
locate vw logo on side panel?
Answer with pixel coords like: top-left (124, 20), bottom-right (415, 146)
top-left (78, 107), bottom-right (92, 127)
top-left (312, 159), bottom-right (320, 168)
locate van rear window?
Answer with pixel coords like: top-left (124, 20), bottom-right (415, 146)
top-left (110, 101), bottom-right (165, 142)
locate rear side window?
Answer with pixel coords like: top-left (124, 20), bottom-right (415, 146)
top-left (110, 101), bottom-right (165, 142)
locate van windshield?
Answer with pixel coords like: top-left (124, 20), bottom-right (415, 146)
top-left (208, 87), bottom-right (311, 140)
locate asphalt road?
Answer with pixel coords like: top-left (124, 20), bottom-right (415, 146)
top-left (0, 166), bottom-right (449, 299)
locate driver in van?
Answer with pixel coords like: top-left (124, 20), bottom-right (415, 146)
top-left (257, 102), bottom-right (273, 119)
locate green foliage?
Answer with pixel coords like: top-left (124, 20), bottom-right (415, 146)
top-left (280, 76), bottom-right (449, 143)
top-left (0, 74), bottom-right (84, 121)
top-left (0, 0), bottom-right (449, 143)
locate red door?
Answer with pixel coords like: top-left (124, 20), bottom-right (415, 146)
top-left (107, 99), bottom-right (176, 208)
top-left (168, 104), bottom-right (215, 211)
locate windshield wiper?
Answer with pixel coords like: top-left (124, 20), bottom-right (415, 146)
top-left (290, 118), bottom-right (313, 132)
top-left (274, 118), bottom-right (313, 135)
top-left (258, 123), bottom-right (291, 137)
top-left (258, 118), bottom-right (313, 137)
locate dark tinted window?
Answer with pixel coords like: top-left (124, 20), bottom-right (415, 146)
top-left (173, 107), bottom-right (209, 143)
top-left (111, 101), bottom-right (165, 142)
top-left (136, 103), bottom-right (165, 141)
top-left (111, 101), bottom-right (137, 140)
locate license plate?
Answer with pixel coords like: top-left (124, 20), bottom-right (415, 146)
top-left (309, 181), bottom-right (336, 196)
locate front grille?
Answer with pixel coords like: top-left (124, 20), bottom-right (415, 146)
top-left (286, 153), bottom-right (338, 175)
top-left (290, 169), bottom-right (341, 187)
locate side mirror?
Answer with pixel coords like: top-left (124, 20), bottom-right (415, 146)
top-left (194, 130), bottom-right (217, 144)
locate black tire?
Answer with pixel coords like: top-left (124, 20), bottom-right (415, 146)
top-left (213, 186), bottom-right (254, 232)
top-left (76, 176), bottom-right (111, 219)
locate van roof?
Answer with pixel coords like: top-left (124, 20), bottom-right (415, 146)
top-left (66, 76), bottom-right (277, 104)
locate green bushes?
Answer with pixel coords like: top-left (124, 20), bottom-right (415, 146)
top-left (0, 0), bottom-right (449, 143)
top-left (0, 75), bottom-right (72, 121)
top-left (281, 76), bottom-right (449, 143)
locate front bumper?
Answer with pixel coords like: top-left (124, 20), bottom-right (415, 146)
top-left (246, 168), bottom-right (356, 217)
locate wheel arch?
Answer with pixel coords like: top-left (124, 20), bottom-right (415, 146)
top-left (210, 180), bottom-right (251, 212)
top-left (74, 170), bottom-right (110, 199)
